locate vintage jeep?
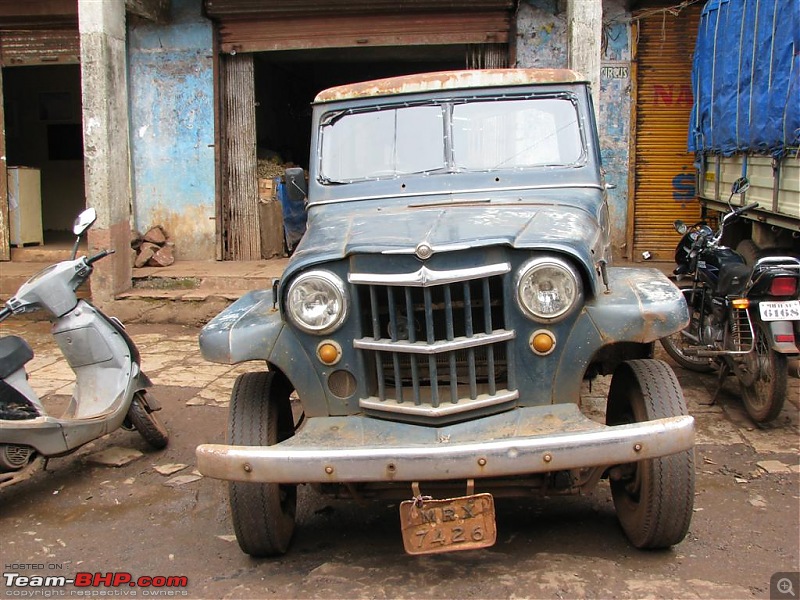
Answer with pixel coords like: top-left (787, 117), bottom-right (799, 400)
top-left (197, 69), bottom-right (695, 557)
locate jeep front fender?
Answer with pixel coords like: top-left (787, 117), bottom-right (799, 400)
top-left (199, 289), bottom-right (328, 415)
top-left (584, 267), bottom-right (689, 343)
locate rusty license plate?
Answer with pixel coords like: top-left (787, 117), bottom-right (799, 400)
top-left (399, 493), bottom-right (497, 555)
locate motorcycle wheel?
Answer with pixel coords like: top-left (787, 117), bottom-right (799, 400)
top-left (606, 359), bottom-right (695, 549)
top-left (127, 391), bottom-right (169, 449)
top-left (739, 323), bottom-right (787, 423)
top-left (660, 289), bottom-right (715, 373)
top-left (228, 371), bottom-right (297, 557)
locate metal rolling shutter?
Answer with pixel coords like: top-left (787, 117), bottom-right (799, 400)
top-left (0, 29), bottom-right (79, 66)
top-left (632, 3), bottom-right (701, 260)
top-left (204, 1), bottom-right (513, 53)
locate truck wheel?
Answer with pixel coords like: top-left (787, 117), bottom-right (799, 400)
top-left (228, 371), bottom-right (297, 557)
top-left (127, 391), bottom-right (169, 449)
top-left (606, 359), bottom-right (695, 549)
top-left (739, 323), bottom-right (787, 423)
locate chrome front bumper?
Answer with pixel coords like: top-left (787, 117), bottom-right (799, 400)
top-left (196, 404), bottom-right (694, 484)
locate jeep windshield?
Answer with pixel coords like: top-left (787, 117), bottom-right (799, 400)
top-left (318, 95), bottom-right (584, 184)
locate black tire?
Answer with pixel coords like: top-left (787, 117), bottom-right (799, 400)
top-left (606, 359), bottom-right (695, 549)
top-left (660, 289), bottom-right (715, 373)
top-left (736, 239), bottom-right (760, 266)
top-left (127, 391), bottom-right (169, 450)
top-left (739, 322), bottom-right (787, 423)
top-left (228, 371), bottom-right (297, 557)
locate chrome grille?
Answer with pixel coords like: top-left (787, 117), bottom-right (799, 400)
top-left (351, 263), bottom-right (517, 420)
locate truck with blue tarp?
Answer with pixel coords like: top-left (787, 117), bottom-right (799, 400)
top-left (689, 0), bottom-right (799, 259)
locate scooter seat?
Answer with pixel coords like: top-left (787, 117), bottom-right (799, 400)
top-left (0, 335), bottom-right (34, 379)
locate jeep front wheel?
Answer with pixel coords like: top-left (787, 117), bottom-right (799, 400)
top-left (606, 359), bottom-right (695, 549)
top-left (228, 371), bottom-right (298, 557)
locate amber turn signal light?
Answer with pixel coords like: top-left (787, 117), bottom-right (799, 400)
top-left (731, 298), bottom-right (750, 309)
top-left (317, 341), bottom-right (342, 365)
top-left (530, 330), bottom-right (556, 356)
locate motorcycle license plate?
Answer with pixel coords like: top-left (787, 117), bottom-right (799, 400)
top-left (399, 493), bottom-right (497, 555)
top-left (759, 300), bottom-right (800, 321)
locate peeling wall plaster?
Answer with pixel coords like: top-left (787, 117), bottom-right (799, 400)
top-left (128, 0), bottom-right (216, 260)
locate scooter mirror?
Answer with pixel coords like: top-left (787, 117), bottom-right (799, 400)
top-left (674, 220), bottom-right (688, 234)
top-left (73, 208), bottom-right (97, 236)
top-left (731, 176), bottom-right (750, 196)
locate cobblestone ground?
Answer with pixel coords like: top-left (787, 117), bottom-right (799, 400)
top-left (1, 320), bottom-right (798, 599)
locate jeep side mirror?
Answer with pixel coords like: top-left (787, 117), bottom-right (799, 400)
top-left (285, 168), bottom-right (308, 203)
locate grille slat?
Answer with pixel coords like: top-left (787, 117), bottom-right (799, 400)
top-left (444, 285), bottom-right (458, 403)
top-left (353, 265), bottom-right (516, 420)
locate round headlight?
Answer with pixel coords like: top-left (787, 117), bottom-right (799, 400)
top-left (516, 256), bottom-right (582, 321)
top-left (285, 270), bottom-right (348, 334)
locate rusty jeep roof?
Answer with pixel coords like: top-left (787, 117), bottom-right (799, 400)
top-left (314, 69), bottom-right (588, 103)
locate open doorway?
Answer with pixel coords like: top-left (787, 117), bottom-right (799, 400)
top-left (2, 64), bottom-right (85, 259)
top-left (249, 45), bottom-right (467, 257)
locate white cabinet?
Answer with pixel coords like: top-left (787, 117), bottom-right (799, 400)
top-left (8, 166), bottom-right (43, 246)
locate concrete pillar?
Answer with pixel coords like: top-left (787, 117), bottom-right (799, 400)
top-left (78, 0), bottom-right (132, 303)
top-left (567, 0), bottom-right (602, 118)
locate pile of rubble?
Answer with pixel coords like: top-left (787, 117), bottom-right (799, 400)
top-left (132, 225), bottom-right (174, 268)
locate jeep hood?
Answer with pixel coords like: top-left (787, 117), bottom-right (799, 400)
top-left (287, 196), bottom-right (609, 293)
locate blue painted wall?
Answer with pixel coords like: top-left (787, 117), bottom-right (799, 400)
top-left (516, 0), bottom-right (632, 257)
top-left (128, 0), bottom-right (216, 260)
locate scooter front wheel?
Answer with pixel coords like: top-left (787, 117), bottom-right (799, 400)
top-left (127, 391), bottom-right (169, 449)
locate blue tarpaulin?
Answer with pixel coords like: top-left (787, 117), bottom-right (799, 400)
top-left (688, 0), bottom-right (799, 156)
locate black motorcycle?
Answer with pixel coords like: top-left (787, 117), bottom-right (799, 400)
top-left (661, 177), bottom-right (800, 423)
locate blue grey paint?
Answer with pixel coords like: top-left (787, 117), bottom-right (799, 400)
top-left (128, 0), bottom-right (216, 259)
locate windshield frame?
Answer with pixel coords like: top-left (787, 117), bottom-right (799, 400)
top-left (316, 91), bottom-right (587, 185)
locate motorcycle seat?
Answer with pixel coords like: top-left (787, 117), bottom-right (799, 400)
top-left (0, 335), bottom-right (34, 379)
top-left (717, 263), bottom-right (751, 296)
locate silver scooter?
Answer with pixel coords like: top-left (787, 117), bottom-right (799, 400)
top-left (0, 208), bottom-right (168, 488)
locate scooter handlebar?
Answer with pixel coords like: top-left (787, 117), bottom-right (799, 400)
top-left (0, 306), bottom-right (11, 322)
